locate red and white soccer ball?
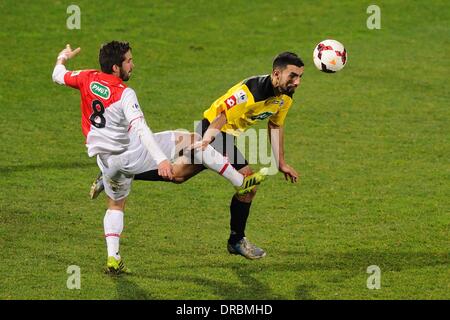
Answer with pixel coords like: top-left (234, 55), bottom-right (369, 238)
top-left (313, 39), bottom-right (347, 73)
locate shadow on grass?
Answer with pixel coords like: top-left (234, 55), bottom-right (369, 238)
top-left (132, 259), bottom-right (306, 299)
top-left (108, 262), bottom-right (285, 300)
top-left (113, 275), bottom-right (154, 300)
top-left (273, 249), bottom-right (449, 273)
top-left (134, 249), bottom-right (448, 300)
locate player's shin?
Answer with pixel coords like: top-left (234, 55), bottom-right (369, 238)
top-left (103, 209), bottom-right (124, 259)
top-left (229, 195), bottom-right (251, 244)
top-left (192, 145), bottom-right (243, 187)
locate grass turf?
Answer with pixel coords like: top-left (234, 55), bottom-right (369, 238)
top-left (0, 0), bottom-right (448, 299)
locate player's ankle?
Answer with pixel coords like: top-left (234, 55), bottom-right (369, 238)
top-left (228, 234), bottom-right (244, 245)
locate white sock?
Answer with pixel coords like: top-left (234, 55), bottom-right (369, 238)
top-left (104, 209), bottom-right (124, 260)
top-left (193, 145), bottom-right (244, 187)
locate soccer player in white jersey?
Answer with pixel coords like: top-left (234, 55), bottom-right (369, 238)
top-left (52, 41), bottom-right (266, 274)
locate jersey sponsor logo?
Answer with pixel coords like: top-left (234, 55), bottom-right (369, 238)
top-left (250, 111), bottom-right (274, 121)
top-left (225, 89), bottom-right (248, 109)
top-left (235, 89), bottom-right (248, 104)
top-left (90, 81), bottom-right (111, 99)
top-left (225, 95), bottom-right (237, 109)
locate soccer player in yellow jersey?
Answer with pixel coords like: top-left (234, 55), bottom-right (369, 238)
top-left (136, 52), bottom-right (303, 259)
top-left (92, 52), bottom-right (303, 260)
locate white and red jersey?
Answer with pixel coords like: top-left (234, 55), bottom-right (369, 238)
top-left (52, 65), bottom-right (166, 163)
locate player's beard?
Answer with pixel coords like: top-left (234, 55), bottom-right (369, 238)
top-left (279, 84), bottom-right (296, 95)
top-left (275, 77), bottom-right (296, 95)
top-left (120, 68), bottom-right (131, 82)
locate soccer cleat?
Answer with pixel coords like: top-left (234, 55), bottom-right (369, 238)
top-left (235, 167), bottom-right (269, 195)
top-left (227, 237), bottom-right (266, 260)
top-left (89, 172), bottom-right (104, 200)
top-left (104, 256), bottom-right (131, 275)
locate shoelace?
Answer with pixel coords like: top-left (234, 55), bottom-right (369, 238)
top-left (242, 239), bottom-right (259, 254)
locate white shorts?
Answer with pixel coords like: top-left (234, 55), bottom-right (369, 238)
top-left (96, 130), bottom-right (178, 201)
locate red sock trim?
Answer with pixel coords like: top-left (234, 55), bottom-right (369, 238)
top-left (105, 233), bottom-right (121, 238)
top-left (219, 163), bottom-right (230, 175)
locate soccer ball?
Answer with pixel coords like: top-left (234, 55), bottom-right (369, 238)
top-left (313, 39), bottom-right (347, 73)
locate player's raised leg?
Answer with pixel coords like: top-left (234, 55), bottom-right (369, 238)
top-left (155, 131), bottom-right (269, 194)
top-left (138, 131), bottom-right (255, 189)
top-left (90, 131), bottom-right (268, 198)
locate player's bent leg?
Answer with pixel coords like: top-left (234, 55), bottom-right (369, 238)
top-left (89, 132), bottom-right (267, 196)
top-left (89, 131), bottom-right (197, 198)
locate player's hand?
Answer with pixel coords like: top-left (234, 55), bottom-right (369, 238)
top-left (279, 163), bottom-right (299, 183)
top-left (57, 44), bottom-right (81, 62)
top-left (158, 159), bottom-right (174, 180)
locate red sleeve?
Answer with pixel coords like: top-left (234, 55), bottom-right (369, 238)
top-left (63, 70), bottom-right (93, 89)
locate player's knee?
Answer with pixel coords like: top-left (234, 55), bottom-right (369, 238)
top-left (172, 171), bottom-right (197, 184)
top-left (107, 197), bottom-right (126, 211)
top-left (239, 166), bottom-right (254, 177)
top-left (248, 186), bottom-right (257, 199)
top-left (236, 186), bottom-right (257, 202)
top-left (172, 175), bottom-right (186, 184)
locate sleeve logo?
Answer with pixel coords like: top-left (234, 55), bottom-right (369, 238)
top-left (225, 89), bottom-right (248, 109)
top-left (235, 89), bottom-right (247, 104)
top-left (225, 95), bottom-right (237, 109)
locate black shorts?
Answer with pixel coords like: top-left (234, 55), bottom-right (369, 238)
top-left (196, 119), bottom-right (248, 171)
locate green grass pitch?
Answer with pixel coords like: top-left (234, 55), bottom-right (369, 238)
top-left (0, 0), bottom-right (448, 299)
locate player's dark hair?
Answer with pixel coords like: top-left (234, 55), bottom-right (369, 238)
top-left (272, 52), bottom-right (304, 70)
top-left (99, 41), bottom-right (132, 74)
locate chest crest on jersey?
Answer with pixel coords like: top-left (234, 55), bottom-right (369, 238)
top-left (90, 82), bottom-right (111, 99)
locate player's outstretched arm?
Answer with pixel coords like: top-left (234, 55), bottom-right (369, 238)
top-left (52, 44), bottom-right (81, 85)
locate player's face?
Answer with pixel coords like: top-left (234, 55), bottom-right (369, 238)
top-left (119, 50), bottom-right (134, 81)
top-left (274, 65), bottom-right (304, 95)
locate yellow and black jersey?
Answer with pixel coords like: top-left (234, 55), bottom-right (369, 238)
top-left (203, 75), bottom-right (293, 136)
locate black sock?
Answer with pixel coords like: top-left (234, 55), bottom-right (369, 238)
top-left (228, 196), bottom-right (252, 244)
top-left (134, 170), bottom-right (165, 181)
